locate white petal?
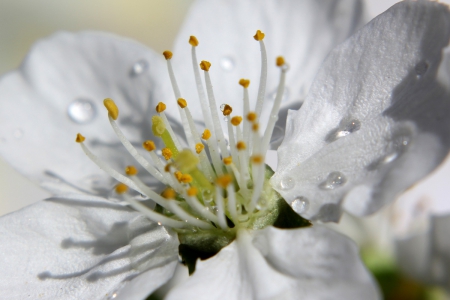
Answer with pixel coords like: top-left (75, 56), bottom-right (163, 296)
top-left (0, 31), bottom-right (169, 194)
top-left (0, 198), bottom-right (179, 300)
top-left (167, 226), bottom-right (379, 300)
top-left (170, 0), bottom-right (365, 127)
top-left (272, 1), bottom-right (450, 220)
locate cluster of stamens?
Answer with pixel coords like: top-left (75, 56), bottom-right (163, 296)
top-left (76, 30), bottom-right (288, 235)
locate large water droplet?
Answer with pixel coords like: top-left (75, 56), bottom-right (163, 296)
top-left (280, 177), bottom-right (294, 190)
top-left (267, 87), bottom-right (290, 102)
top-left (130, 59), bottom-right (149, 76)
top-left (223, 116), bottom-right (229, 122)
top-left (415, 60), bottom-right (428, 78)
top-left (325, 118), bottom-right (361, 142)
top-left (367, 129), bottom-right (412, 170)
top-left (13, 128), bottom-right (23, 139)
top-left (67, 98), bottom-right (97, 124)
top-left (220, 56), bottom-right (235, 72)
top-left (292, 197), bottom-right (309, 214)
top-left (319, 171), bottom-right (347, 190)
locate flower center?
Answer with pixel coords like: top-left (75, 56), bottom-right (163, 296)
top-left (75, 30), bottom-right (310, 273)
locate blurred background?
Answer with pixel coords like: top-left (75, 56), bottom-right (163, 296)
top-left (0, 0), bottom-right (448, 215)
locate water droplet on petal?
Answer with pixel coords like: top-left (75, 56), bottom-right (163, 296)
top-left (13, 128), bottom-right (23, 139)
top-left (325, 118), bottom-right (361, 142)
top-left (415, 60), bottom-right (428, 78)
top-left (67, 98), bottom-right (97, 124)
top-left (280, 177), bottom-right (294, 190)
top-left (367, 129), bottom-right (412, 170)
top-left (220, 56), bottom-right (235, 72)
top-left (157, 222), bottom-right (162, 226)
top-left (292, 197), bottom-right (309, 214)
top-left (267, 87), bottom-right (290, 102)
top-left (130, 59), bottom-right (149, 76)
top-left (319, 171), bottom-right (347, 190)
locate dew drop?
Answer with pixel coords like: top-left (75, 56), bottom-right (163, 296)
top-left (415, 60), bottom-right (428, 78)
top-left (223, 116), bottom-right (229, 122)
top-left (319, 171), bottom-right (347, 190)
top-left (220, 56), bottom-right (235, 72)
top-left (202, 190), bottom-right (213, 202)
top-left (157, 222), bottom-right (162, 226)
top-left (67, 98), bottom-right (97, 124)
top-left (280, 177), bottom-right (294, 190)
top-left (292, 197), bottom-right (309, 214)
top-left (367, 129), bottom-right (412, 170)
top-left (267, 87), bottom-right (290, 102)
top-left (130, 59), bottom-right (149, 76)
top-left (325, 119), bottom-right (361, 142)
top-left (13, 129), bottom-right (23, 139)
top-left (220, 104), bottom-right (226, 111)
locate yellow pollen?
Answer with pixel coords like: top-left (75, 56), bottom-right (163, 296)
top-left (115, 183), bottom-right (128, 194)
top-left (177, 98), bottom-right (188, 108)
top-left (216, 174), bottom-right (233, 188)
top-left (252, 123), bottom-right (259, 132)
top-left (276, 56), bottom-right (286, 67)
top-left (125, 166), bottom-right (138, 176)
top-left (187, 187), bottom-right (198, 196)
top-left (75, 133), bottom-right (85, 143)
top-left (236, 141), bottom-right (246, 150)
top-left (162, 188), bottom-right (176, 199)
top-left (200, 60), bottom-right (211, 71)
top-left (239, 79), bottom-right (250, 88)
top-left (174, 171), bottom-right (183, 182)
top-left (231, 116), bottom-right (242, 126)
top-left (247, 112), bottom-right (257, 122)
top-left (163, 50), bottom-right (173, 60)
top-left (152, 116), bottom-right (166, 137)
top-left (143, 140), bottom-right (156, 151)
top-left (103, 98), bottom-right (119, 120)
top-left (156, 102), bottom-right (166, 113)
top-left (252, 155), bottom-right (264, 164)
top-left (223, 156), bottom-right (233, 165)
top-left (162, 148), bottom-right (173, 160)
top-left (221, 104), bottom-right (233, 116)
top-left (180, 174), bottom-right (193, 183)
top-left (189, 36), bottom-right (199, 47)
top-left (253, 30), bottom-right (265, 41)
top-left (195, 143), bottom-right (205, 154)
top-left (202, 129), bottom-right (211, 140)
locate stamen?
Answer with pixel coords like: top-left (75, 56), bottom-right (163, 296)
top-left (253, 30), bottom-right (267, 119)
top-left (163, 188), bottom-right (176, 199)
top-left (231, 116), bottom-right (242, 126)
top-left (156, 102), bottom-right (166, 113)
top-left (75, 133), bottom-right (85, 143)
top-left (261, 56), bottom-right (288, 153)
top-left (224, 110), bottom-right (240, 169)
top-left (227, 184), bottom-right (239, 223)
top-left (177, 98), bottom-right (188, 108)
top-left (103, 98), bottom-right (119, 120)
top-left (223, 157), bottom-right (233, 165)
top-left (189, 35), bottom-right (199, 47)
top-left (166, 200), bottom-right (214, 229)
top-left (215, 184), bottom-right (229, 230)
top-left (162, 148), bottom-right (173, 160)
top-left (221, 104), bottom-right (232, 116)
top-left (247, 112), bottom-right (257, 122)
top-left (115, 183), bottom-right (128, 194)
top-left (174, 171), bottom-right (183, 182)
top-left (202, 129), bottom-right (211, 140)
top-left (163, 50), bottom-right (173, 60)
top-left (195, 143), bottom-right (205, 154)
top-left (143, 140), bottom-right (156, 152)
top-left (180, 174), bottom-right (193, 184)
top-left (151, 116), bottom-right (180, 158)
top-left (125, 165), bottom-right (138, 176)
top-left (240, 80), bottom-right (251, 148)
top-left (155, 102), bottom-right (183, 151)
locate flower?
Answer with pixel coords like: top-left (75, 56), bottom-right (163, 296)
top-left (0, 0), bottom-right (449, 300)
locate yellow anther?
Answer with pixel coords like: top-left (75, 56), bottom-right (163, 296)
top-left (236, 141), bottom-right (246, 150)
top-left (202, 129), bottom-right (211, 140)
top-left (163, 50), bottom-right (173, 60)
top-left (239, 79), bottom-right (250, 88)
top-left (251, 155), bottom-right (264, 164)
top-left (231, 116), bottom-right (242, 126)
top-left (162, 148), bottom-right (173, 160)
top-left (187, 187), bottom-right (198, 196)
top-left (252, 123), bottom-right (259, 132)
top-left (189, 36), bottom-right (199, 47)
top-left (103, 98), bottom-right (119, 120)
top-left (174, 150), bottom-right (199, 173)
top-left (174, 171), bottom-right (183, 182)
top-left (165, 163), bottom-right (172, 172)
top-left (162, 188), bottom-right (176, 199)
top-left (216, 174), bottom-right (233, 188)
top-left (195, 143), bottom-right (205, 154)
top-left (115, 183), bottom-right (128, 194)
top-left (143, 140), bottom-right (156, 152)
top-left (276, 56), bottom-right (286, 67)
top-left (200, 60), bottom-right (211, 71)
top-left (125, 166), bottom-right (138, 176)
top-left (247, 112), bottom-right (257, 122)
top-left (75, 133), bottom-right (85, 143)
top-left (253, 30), bottom-right (265, 41)
top-left (180, 174), bottom-right (193, 184)
top-left (223, 156), bottom-right (233, 165)
top-left (152, 116), bottom-right (166, 137)
top-left (156, 102), bottom-right (166, 113)
top-left (221, 104), bottom-right (233, 116)
top-left (177, 98), bottom-right (188, 108)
